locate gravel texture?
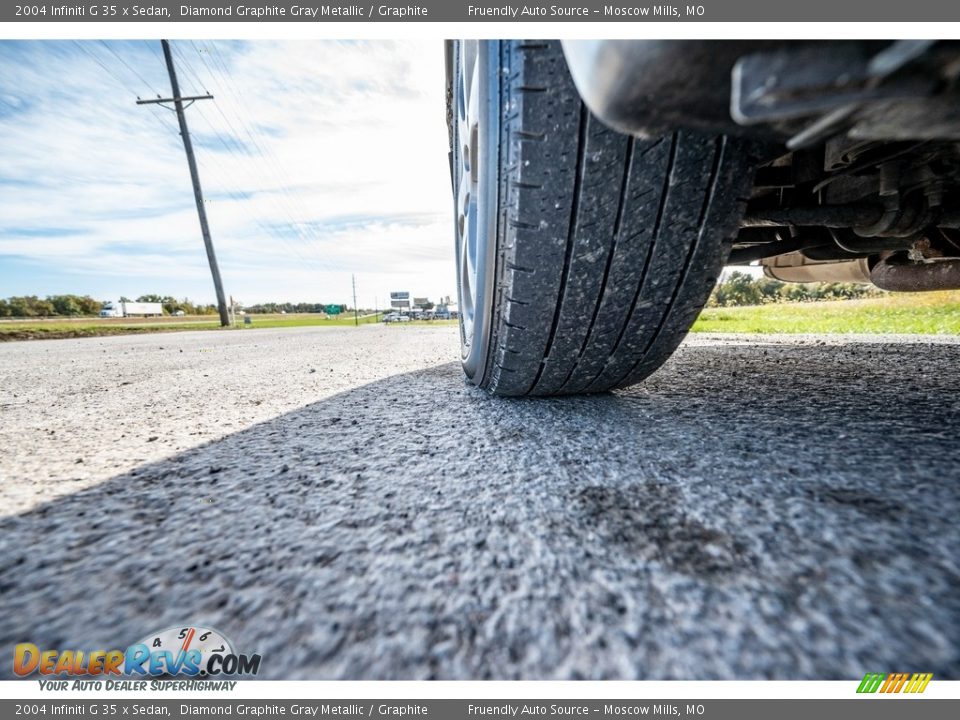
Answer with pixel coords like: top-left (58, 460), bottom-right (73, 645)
top-left (0, 326), bottom-right (958, 679)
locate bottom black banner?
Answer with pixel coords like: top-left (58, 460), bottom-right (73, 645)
top-left (2, 700), bottom-right (957, 720)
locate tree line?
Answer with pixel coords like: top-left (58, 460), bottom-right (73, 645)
top-left (242, 302), bottom-right (342, 314)
top-left (0, 294), bottom-right (219, 317)
top-left (0, 295), bottom-right (103, 317)
top-left (0, 294), bottom-right (355, 318)
top-left (708, 271), bottom-right (884, 307)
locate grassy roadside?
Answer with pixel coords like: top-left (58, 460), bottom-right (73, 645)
top-left (4, 293), bottom-right (959, 341)
top-left (0, 313), bottom-right (455, 341)
top-left (0, 321), bottom-right (220, 341)
top-left (230, 313), bottom-right (383, 329)
top-left (692, 291), bottom-right (960, 334)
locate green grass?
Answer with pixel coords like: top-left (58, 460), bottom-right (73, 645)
top-left (6, 293), bottom-right (957, 341)
top-left (0, 313), bottom-right (455, 341)
top-left (0, 320), bottom-right (220, 341)
top-left (236, 313), bottom-right (382, 329)
top-left (235, 315), bottom-right (456, 329)
top-left (692, 291), bottom-right (960, 334)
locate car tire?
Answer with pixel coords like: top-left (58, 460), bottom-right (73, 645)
top-left (451, 39), bottom-right (756, 396)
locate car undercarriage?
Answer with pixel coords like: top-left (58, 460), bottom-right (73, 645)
top-left (563, 39), bottom-right (960, 292)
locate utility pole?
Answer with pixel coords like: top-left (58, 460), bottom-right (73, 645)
top-left (137, 39), bottom-right (230, 327)
top-left (352, 274), bottom-right (359, 327)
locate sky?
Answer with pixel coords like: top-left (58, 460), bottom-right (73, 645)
top-left (0, 40), bottom-right (454, 308)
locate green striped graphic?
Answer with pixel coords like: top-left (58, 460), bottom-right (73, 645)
top-left (857, 673), bottom-right (886, 693)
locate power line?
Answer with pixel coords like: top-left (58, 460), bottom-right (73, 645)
top-left (72, 42), bottom-right (182, 148)
top-left (188, 41), bottom-right (340, 265)
top-left (98, 40), bottom-right (160, 96)
top-left (174, 122), bottom-right (330, 276)
top-left (171, 45), bottom-right (309, 224)
top-left (184, 100), bottom-right (336, 275)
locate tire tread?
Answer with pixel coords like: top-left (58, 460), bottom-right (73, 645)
top-left (478, 40), bottom-right (753, 396)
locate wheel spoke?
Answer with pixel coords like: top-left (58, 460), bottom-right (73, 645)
top-left (456, 40), bottom-right (482, 347)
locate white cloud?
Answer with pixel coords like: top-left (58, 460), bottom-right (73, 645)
top-left (0, 40), bottom-right (454, 306)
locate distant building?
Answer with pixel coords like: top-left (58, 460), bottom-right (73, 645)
top-left (434, 302), bottom-right (459, 320)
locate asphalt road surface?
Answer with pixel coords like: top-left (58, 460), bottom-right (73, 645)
top-left (1, 326), bottom-right (958, 679)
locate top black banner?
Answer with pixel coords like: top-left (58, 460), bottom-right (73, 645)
top-left (3, 0), bottom-right (959, 22)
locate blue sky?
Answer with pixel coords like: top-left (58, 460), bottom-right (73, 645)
top-left (0, 40), bottom-right (453, 307)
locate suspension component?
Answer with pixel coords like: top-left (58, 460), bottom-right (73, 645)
top-left (741, 201), bottom-right (960, 236)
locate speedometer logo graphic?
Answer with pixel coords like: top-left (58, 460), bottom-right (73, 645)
top-left (132, 625), bottom-right (235, 676)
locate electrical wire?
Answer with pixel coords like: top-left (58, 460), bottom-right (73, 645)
top-left (76, 41), bottom-right (325, 281)
top-left (171, 40), bottom-right (340, 272)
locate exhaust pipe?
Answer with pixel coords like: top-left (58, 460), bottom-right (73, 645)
top-left (763, 254), bottom-right (873, 284)
top-left (870, 256), bottom-right (960, 292)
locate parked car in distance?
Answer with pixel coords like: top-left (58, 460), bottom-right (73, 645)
top-left (382, 312), bottom-right (411, 323)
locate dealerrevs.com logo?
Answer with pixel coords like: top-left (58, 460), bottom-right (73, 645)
top-left (14, 626), bottom-right (261, 678)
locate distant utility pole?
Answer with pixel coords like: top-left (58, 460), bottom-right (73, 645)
top-left (352, 274), bottom-right (359, 327)
top-left (137, 39), bottom-right (230, 328)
